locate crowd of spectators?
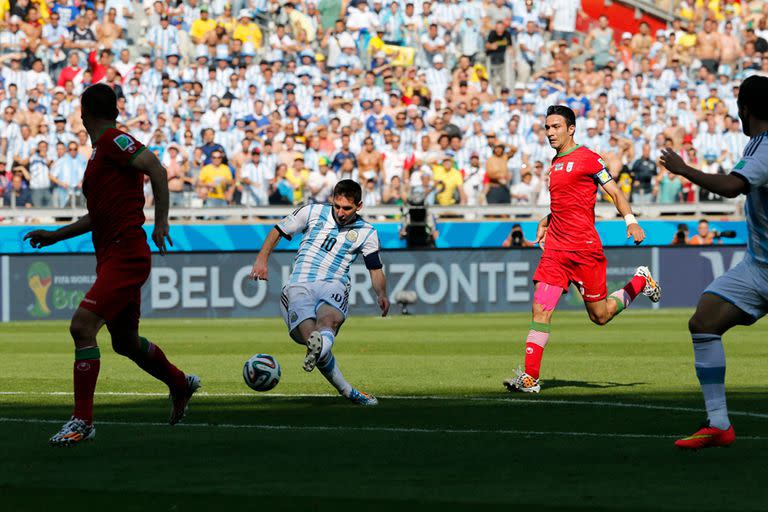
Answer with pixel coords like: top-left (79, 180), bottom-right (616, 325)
top-left (0, 0), bottom-right (764, 214)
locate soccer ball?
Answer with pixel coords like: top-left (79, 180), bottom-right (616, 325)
top-left (243, 354), bottom-right (281, 392)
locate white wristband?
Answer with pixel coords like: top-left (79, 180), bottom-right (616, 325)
top-left (624, 214), bottom-right (638, 227)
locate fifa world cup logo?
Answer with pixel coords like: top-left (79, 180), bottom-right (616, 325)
top-left (27, 262), bottom-right (52, 317)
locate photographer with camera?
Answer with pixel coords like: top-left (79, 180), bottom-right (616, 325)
top-left (671, 223), bottom-right (689, 245)
top-left (690, 218), bottom-right (737, 244)
top-left (502, 223), bottom-right (535, 248)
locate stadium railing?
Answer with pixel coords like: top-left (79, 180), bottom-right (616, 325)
top-left (0, 203), bottom-right (743, 223)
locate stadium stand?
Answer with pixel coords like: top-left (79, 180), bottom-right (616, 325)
top-left (0, 0), bottom-right (757, 220)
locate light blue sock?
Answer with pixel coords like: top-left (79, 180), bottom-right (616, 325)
top-left (318, 329), bottom-right (335, 364)
top-left (692, 333), bottom-right (730, 430)
top-left (318, 354), bottom-right (352, 397)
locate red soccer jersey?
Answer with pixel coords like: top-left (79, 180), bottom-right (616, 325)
top-left (545, 145), bottom-right (612, 253)
top-left (82, 127), bottom-right (147, 253)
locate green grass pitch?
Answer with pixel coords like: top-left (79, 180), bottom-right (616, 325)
top-left (1, 310), bottom-right (766, 511)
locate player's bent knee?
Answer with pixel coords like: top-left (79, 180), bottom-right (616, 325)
top-left (69, 319), bottom-right (95, 342)
top-left (688, 314), bottom-right (709, 334)
top-left (588, 311), bottom-right (610, 326)
top-left (111, 337), bottom-right (140, 357)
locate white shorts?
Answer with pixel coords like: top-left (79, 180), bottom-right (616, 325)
top-left (280, 281), bottom-right (350, 342)
top-left (704, 254), bottom-right (768, 321)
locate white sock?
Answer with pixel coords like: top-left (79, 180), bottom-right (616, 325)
top-left (318, 329), bottom-right (335, 364)
top-left (318, 353), bottom-right (352, 397)
top-left (692, 333), bottom-right (730, 430)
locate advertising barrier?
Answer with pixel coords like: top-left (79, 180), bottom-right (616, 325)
top-left (2, 246), bottom-right (744, 322)
top-left (0, 220), bottom-right (748, 254)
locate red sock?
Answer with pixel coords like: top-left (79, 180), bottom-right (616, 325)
top-left (624, 275), bottom-right (646, 301)
top-left (73, 357), bottom-right (100, 424)
top-left (132, 337), bottom-right (186, 392)
top-left (524, 326), bottom-right (549, 380)
top-left (525, 343), bottom-right (545, 380)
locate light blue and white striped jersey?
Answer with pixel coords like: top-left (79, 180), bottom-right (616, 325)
top-left (733, 132), bottom-right (768, 264)
top-left (277, 204), bottom-right (382, 286)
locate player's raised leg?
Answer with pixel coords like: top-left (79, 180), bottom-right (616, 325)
top-left (107, 314), bottom-right (200, 425)
top-left (585, 266), bottom-right (661, 326)
top-left (505, 282), bottom-right (562, 394)
top-left (675, 293), bottom-right (751, 449)
top-left (49, 307), bottom-right (104, 446)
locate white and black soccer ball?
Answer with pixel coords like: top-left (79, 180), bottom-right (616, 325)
top-left (243, 354), bottom-right (281, 392)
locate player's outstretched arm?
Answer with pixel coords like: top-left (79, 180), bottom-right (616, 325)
top-left (370, 268), bottom-right (390, 317)
top-left (601, 180), bottom-right (645, 245)
top-left (250, 227), bottom-right (281, 280)
top-left (132, 149), bottom-right (173, 255)
top-left (24, 214), bottom-right (92, 249)
top-left (660, 148), bottom-right (748, 198)
top-left (534, 214), bottom-right (550, 248)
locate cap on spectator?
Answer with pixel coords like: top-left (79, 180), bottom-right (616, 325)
top-left (514, 82), bottom-right (525, 90)
top-left (704, 153), bottom-right (717, 161)
top-left (375, 50), bottom-right (386, 59)
top-left (294, 153), bottom-right (304, 161)
top-left (683, 134), bottom-right (693, 144)
top-left (9, 15), bottom-right (20, 24)
top-left (238, 9), bottom-right (253, 18)
top-left (160, 14), bottom-right (169, 21)
top-left (586, 119), bottom-right (597, 129)
top-left (200, 5), bottom-right (209, 12)
top-left (54, 116), bottom-right (66, 123)
top-left (655, 29), bottom-right (666, 38)
top-left (470, 151), bottom-right (479, 158)
top-left (251, 147), bottom-right (261, 155)
top-left (432, 55), bottom-right (444, 64)
top-left (53, 86), bottom-right (66, 95)
top-left (318, 155), bottom-right (329, 166)
top-left (621, 32), bottom-right (632, 40)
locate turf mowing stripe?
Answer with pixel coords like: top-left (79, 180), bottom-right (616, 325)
top-left (2, 416), bottom-right (767, 441)
top-left (2, 391), bottom-right (768, 419)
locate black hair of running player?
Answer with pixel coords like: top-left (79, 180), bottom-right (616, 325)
top-left (546, 105), bottom-right (576, 127)
top-left (81, 83), bottom-right (119, 121)
top-left (333, 179), bottom-right (362, 204)
top-left (737, 75), bottom-right (768, 138)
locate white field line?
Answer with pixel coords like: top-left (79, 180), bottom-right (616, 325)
top-left (2, 416), bottom-right (767, 441)
top-left (1, 391), bottom-right (768, 419)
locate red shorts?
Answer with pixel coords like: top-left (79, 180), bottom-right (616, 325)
top-left (533, 249), bottom-right (608, 302)
top-left (80, 240), bottom-right (151, 329)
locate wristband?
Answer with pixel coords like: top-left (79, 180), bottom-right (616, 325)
top-left (624, 214), bottom-right (638, 227)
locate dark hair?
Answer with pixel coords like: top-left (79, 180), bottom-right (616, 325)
top-left (81, 84), bottom-right (118, 121)
top-left (738, 75), bottom-right (768, 120)
top-left (333, 179), bottom-right (362, 204)
top-left (546, 105), bottom-right (576, 127)
top-left (699, 218), bottom-right (709, 225)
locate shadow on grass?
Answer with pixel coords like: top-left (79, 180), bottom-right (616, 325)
top-left (542, 379), bottom-right (646, 390)
top-left (1, 395), bottom-right (767, 511)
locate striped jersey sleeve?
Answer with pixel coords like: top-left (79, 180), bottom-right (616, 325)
top-left (276, 205), bottom-right (312, 240)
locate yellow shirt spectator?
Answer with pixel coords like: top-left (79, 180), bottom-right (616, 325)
top-left (199, 163), bottom-right (232, 200)
top-left (233, 21), bottom-right (263, 48)
top-left (432, 164), bottom-right (464, 206)
top-left (190, 13), bottom-right (216, 42)
top-left (678, 32), bottom-right (697, 49)
top-left (286, 166), bottom-right (310, 204)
